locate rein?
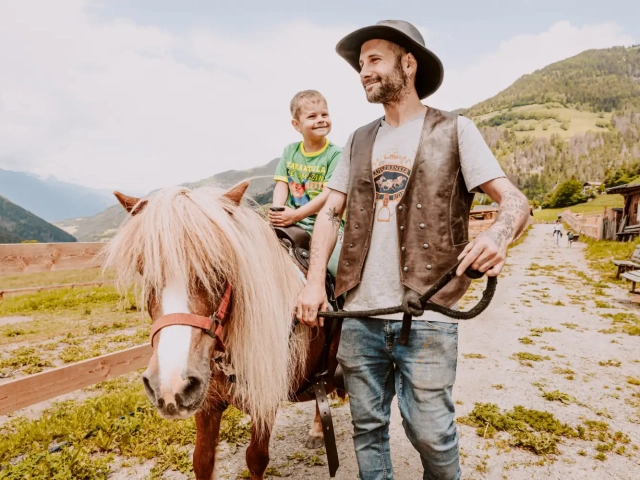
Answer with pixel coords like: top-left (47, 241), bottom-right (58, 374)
top-left (317, 259), bottom-right (497, 345)
top-left (149, 282), bottom-right (233, 352)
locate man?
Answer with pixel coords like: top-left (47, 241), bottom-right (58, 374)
top-left (295, 20), bottom-right (530, 480)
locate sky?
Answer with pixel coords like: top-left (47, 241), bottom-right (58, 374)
top-left (1, 0), bottom-right (639, 193)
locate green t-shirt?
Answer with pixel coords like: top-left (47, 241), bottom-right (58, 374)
top-left (274, 139), bottom-right (342, 233)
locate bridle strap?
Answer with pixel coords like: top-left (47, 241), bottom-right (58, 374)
top-left (149, 283), bottom-right (233, 352)
top-left (150, 313), bottom-right (214, 347)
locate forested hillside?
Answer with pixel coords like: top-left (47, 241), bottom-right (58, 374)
top-left (0, 195), bottom-right (77, 243)
top-left (465, 46), bottom-right (640, 202)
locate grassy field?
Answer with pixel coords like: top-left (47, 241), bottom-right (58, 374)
top-left (533, 194), bottom-right (624, 222)
top-left (474, 103), bottom-right (614, 139)
top-left (0, 268), bottom-right (115, 290)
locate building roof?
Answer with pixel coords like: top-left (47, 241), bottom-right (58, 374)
top-left (606, 180), bottom-right (640, 195)
top-left (471, 205), bottom-right (499, 212)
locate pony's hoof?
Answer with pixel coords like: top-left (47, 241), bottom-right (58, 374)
top-left (305, 434), bottom-right (324, 449)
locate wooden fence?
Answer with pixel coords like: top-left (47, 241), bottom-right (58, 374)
top-left (0, 242), bottom-right (153, 416)
top-left (0, 242), bottom-right (104, 275)
top-left (562, 207), bottom-right (618, 240)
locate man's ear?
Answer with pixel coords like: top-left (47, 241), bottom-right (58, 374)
top-left (113, 191), bottom-right (147, 216)
top-left (222, 181), bottom-right (250, 206)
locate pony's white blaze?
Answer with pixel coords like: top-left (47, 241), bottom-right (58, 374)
top-left (157, 278), bottom-right (193, 386)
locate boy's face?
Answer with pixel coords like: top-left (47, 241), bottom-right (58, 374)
top-left (292, 99), bottom-right (331, 141)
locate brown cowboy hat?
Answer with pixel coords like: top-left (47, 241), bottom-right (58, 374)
top-left (335, 20), bottom-right (444, 100)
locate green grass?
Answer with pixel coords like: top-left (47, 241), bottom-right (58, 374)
top-left (0, 378), bottom-right (251, 478)
top-left (533, 194), bottom-right (624, 222)
top-left (583, 236), bottom-right (640, 281)
top-left (0, 268), bottom-right (115, 290)
top-left (0, 286), bottom-right (134, 317)
top-left (457, 402), bottom-right (632, 457)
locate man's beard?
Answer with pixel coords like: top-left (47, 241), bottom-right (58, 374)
top-left (363, 59), bottom-right (409, 105)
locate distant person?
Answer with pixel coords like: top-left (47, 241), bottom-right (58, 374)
top-left (268, 90), bottom-right (344, 276)
top-left (567, 229), bottom-right (575, 247)
top-left (553, 220), bottom-right (562, 246)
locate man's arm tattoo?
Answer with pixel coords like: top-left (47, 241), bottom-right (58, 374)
top-left (484, 188), bottom-right (529, 246)
top-left (325, 207), bottom-right (341, 228)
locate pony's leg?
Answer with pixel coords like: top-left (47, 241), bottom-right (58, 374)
top-left (305, 402), bottom-right (324, 449)
top-left (246, 424), bottom-right (272, 480)
top-left (193, 404), bottom-right (225, 480)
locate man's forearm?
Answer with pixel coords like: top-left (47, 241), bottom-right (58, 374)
top-left (486, 186), bottom-right (530, 246)
top-left (292, 189), bottom-right (329, 221)
top-left (307, 193), bottom-right (345, 285)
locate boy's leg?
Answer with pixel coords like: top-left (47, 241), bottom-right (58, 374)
top-left (337, 318), bottom-right (396, 480)
top-left (390, 320), bottom-right (461, 480)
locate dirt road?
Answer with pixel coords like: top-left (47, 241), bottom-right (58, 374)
top-left (211, 224), bottom-right (640, 479)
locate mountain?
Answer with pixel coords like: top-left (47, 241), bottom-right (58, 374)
top-left (462, 45), bottom-right (640, 202)
top-left (0, 225), bottom-right (23, 243)
top-left (0, 195), bottom-right (77, 243)
top-left (0, 169), bottom-right (116, 222)
top-left (56, 159), bottom-right (280, 242)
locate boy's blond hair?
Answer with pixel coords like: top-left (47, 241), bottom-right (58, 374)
top-left (290, 90), bottom-right (327, 120)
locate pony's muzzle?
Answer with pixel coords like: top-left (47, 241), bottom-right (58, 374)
top-left (142, 370), bottom-right (207, 418)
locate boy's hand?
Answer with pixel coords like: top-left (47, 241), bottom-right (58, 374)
top-left (269, 207), bottom-right (299, 227)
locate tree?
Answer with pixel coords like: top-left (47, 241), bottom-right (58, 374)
top-left (541, 179), bottom-right (588, 208)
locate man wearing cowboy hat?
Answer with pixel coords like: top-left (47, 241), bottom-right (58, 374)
top-left (295, 20), bottom-right (530, 479)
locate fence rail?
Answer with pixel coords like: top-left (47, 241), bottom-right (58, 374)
top-left (0, 346), bottom-right (152, 415)
top-left (562, 207), bottom-right (618, 240)
top-left (0, 242), bottom-right (105, 275)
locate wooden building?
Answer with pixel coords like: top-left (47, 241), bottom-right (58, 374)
top-left (605, 182), bottom-right (640, 240)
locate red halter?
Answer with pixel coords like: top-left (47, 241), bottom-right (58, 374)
top-left (149, 282), bottom-right (233, 352)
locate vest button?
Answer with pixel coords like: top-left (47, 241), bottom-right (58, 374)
top-left (400, 226), bottom-right (405, 231)
top-left (417, 204), bottom-right (422, 209)
top-left (345, 262), bottom-right (350, 267)
top-left (401, 246), bottom-right (406, 253)
top-left (360, 207), bottom-right (364, 211)
top-left (398, 205), bottom-right (403, 211)
top-left (403, 266), bottom-right (409, 272)
top-left (423, 243), bottom-right (429, 249)
top-left (355, 223), bottom-right (359, 229)
top-left (426, 264), bottom-right (432, 270)
top-left (349, 243), bottom-right (354, 248)
top-left (419, 223), bottom-right (425, 229)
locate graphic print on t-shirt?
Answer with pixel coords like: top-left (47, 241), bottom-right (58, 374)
top-left (287, 175), bottom-right (310, 207)
top-left (373, 149), bottom-right (412, 222)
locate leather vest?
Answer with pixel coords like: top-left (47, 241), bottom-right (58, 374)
top-left (335, 107), bottom-right (475, 307)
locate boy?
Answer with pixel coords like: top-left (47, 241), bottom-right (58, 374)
top-left (269, 90), bottom-right (343, 276)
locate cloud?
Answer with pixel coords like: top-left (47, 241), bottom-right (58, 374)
top-left (431, 21), bottom-right (636, 109)
top-left (0, 3), bottom-right (635, 192)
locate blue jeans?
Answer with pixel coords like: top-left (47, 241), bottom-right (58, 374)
top-left (336, 318), bottom-right (460, 480)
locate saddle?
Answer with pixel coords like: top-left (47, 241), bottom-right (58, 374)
top-left (273, 225), bottom-right (344, 311)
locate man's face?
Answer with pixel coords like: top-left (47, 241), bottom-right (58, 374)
top-left (292, 99), bottom-right (332, 141)
top-left (359, 39), bottom-right (409, 104)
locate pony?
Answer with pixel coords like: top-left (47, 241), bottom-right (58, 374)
top-left (102, 181), bottom-right (342, 479)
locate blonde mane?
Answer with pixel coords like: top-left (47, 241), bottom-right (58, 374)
top-left (102, 185), bottom-right (308, 430)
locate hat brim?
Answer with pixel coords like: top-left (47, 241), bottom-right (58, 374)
top-left (336, 25), bottom-right (443, 100)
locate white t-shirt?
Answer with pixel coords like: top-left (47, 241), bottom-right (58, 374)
top-left (327, 112), bottom-right (506, 323)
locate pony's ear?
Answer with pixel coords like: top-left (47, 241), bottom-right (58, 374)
top-left (222, 181), bottom-right (250, 206)
top-left (114, 191), bottom-right (147, 216)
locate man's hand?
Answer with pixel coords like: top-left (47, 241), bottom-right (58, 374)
top-left (269, 207), bottom-right (299, 227)
top-left (294, 281), bottom-right (328, 328)
top-left (402, 290), bottom-right (424, 317)
top-left (456, 228), bottom-right (507, 277)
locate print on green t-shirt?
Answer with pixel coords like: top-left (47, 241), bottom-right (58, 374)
top-left (274, 139), bottom-right (342, 233)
